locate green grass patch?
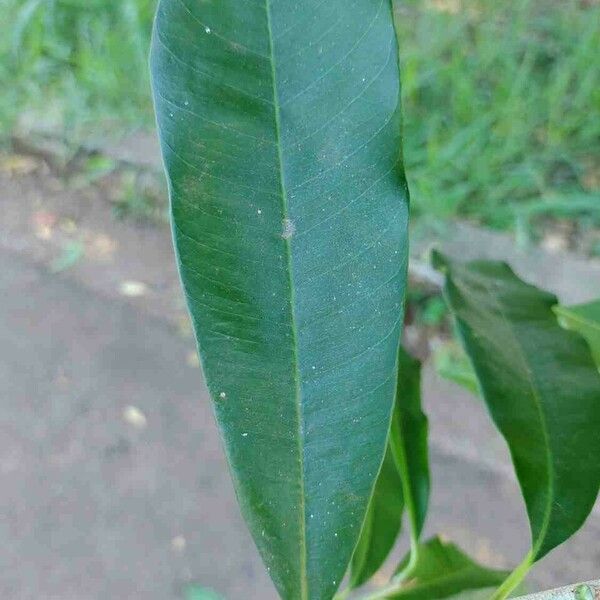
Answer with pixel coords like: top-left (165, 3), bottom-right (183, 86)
top-left (2, 0), bottom-right (156, 139)
top-left (396, 0), bottom-right (600, 228)
top-left (3, 0), bottom-right (599, 230)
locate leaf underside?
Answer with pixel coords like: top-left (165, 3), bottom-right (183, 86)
top-left (436, 252), bottom-right (600, 565)
top-left (150, 1), bottom-right (409, 599)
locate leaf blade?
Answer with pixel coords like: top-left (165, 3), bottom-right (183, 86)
top-left (435, 253), bottom-right (600, 590)
top-left (390, 348), bottom-right (430, 546)
top-left (384, 537), bottom-right (509, 600)
top-left (150, 2), bottom-right (409, 599)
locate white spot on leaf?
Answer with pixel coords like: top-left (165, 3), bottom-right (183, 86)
top-left (281, 218), bottom-right (295, 240)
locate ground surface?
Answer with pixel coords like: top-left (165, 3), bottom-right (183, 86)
top-left (1, 163), bottom-right (599, 599)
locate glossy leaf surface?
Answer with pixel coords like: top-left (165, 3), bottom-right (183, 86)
top-left (554, 300), bottom-right (600, 369)
top-left (150, 2), bottom-right (408, 598)
top-left (387, 537), bottom-right (509, 600)
top-left (435, 253), bottom-right (600, 580)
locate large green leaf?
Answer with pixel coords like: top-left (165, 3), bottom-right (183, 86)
top-left (150, 2), bottom-right (409, 599)
top-left (350, 349), bottom-right (426, 589)
top-left (554, 300), bottom-right (600, 369)
top-left (434, 253), bottom-right (600, 597)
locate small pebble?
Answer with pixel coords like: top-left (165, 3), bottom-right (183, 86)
top-left (171, 535), bottom-right (186, 552)
top-left (122, 405), bottom-right (147, 429)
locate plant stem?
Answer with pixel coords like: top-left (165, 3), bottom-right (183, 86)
top-left (491, 552), bottom-right (534, 600)
top-left (393, 535), bottom-right (419, 583)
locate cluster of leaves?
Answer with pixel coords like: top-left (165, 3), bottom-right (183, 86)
top-left (343, 254), bottom-right (600, 600)
top-left (149, 1), bottom-right (600, 599)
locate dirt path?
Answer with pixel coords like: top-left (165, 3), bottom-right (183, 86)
top-left (1, 166), bottom-right (598, 599)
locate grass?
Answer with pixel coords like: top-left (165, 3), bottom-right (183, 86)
top-left (2, 0), bottom-right (599, 231)
top-left (1, 0), bottom-right (155, 139)
top-left (396, 0), bottom-right (600, 229)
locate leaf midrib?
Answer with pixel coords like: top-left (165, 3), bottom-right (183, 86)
top-left (265, 2), bottom-right (308, 599)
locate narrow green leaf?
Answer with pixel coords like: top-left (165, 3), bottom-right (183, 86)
top-left (365, 537), bottom-right (508, 600)
top-left (390, 349), bottom-right (430, 552)
top-left (150, 2), bottom-right (409, 599)
top-left (554, 300), bottom-right (600, 369)
top-left (393, 537), bottom-right (509, 599)
top-left (351, 446), bottom-right (404, 589)
top-left (435, 252), bottom-right (600, 597)
top-left (350, 349), bottom-right (426, 589)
